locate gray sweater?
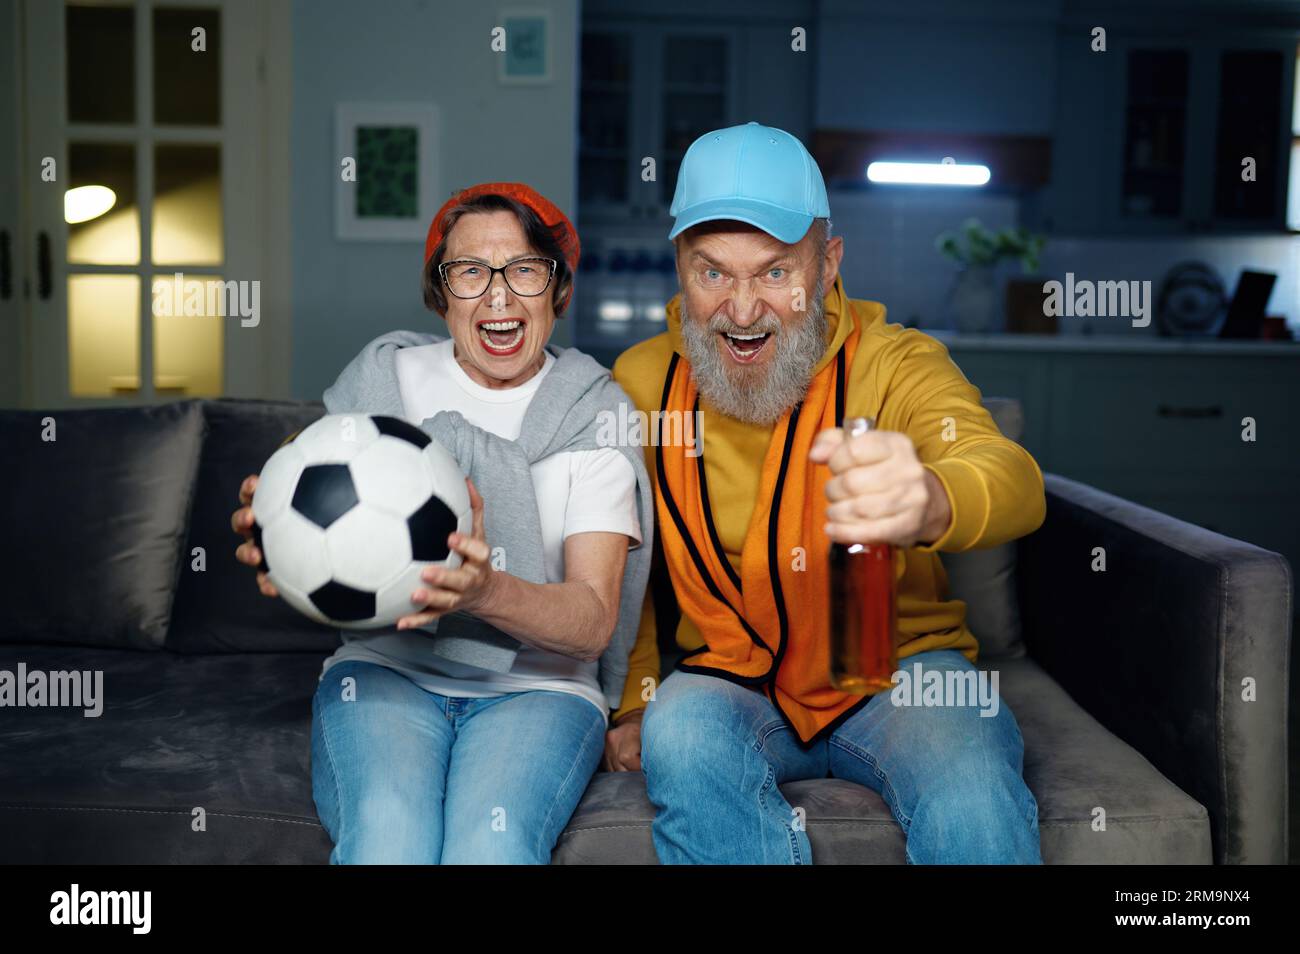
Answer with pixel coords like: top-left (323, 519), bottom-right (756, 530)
top-left (321, 329), bottom-right (653, 711)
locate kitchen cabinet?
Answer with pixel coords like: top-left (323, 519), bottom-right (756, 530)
top-left (578, 24), bottom-right (737, 222)
top-left (1035, 31), bottom-right (1298, 236)
top-left (940, 335), bottom-right (1300, 576)
top-left (575, 10), bottom-right (815, 352)
top-left (578, 2), bottom-right (815, 224)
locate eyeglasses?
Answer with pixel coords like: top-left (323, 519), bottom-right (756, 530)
top-left (438, 257), bottom-right (557, 299)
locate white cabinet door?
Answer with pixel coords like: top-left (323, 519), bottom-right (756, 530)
top-left (0, 0), bottom-right (22, 405)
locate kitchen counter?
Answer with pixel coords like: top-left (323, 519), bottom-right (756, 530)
top-left (925, 331), bottom-right (1299, 356)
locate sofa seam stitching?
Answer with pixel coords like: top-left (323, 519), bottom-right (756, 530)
top-left (557, 815), bottom-right (1210, 836)
top-left (0, 805), bottom-right (322, 827)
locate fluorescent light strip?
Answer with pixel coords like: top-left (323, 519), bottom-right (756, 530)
top-left (866, 161), bottom-right (991, 186)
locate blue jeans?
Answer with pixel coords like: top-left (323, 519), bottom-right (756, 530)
top-left (641, 649), bottom-right (1042, 864)
top-left (310, 660), bottom-right (605, 863)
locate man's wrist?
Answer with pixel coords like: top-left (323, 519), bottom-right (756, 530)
top-left (918, 467), bottom-right (954, 546)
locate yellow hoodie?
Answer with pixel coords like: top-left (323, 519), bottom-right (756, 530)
top-left (609, 276), bottom-right (1046, 724)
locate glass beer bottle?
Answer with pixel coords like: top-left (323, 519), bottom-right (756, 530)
top-left (828, 417), bottom-right (898, 694)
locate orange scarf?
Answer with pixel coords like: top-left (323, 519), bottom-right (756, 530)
top-left (654, 315), bottom-right (869, 745)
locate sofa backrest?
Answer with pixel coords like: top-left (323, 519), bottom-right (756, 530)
top-left (938, 396), bottom-right (1027, 659)
top-left (3, 394), bottom-right (1032, 660)
top-left (166, 398), bottom-right (338, 653)
top-left (0, 401), bottom-right (205, 650)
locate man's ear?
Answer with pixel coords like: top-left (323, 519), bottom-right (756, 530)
top-left (822, 235), bottom-right (845, 290)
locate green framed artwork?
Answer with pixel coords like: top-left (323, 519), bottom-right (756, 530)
top-left (335, 103), bottom-right (439, 240)
top-left (355, 126), bottom-right (418, 218)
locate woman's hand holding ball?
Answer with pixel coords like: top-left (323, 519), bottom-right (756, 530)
top-left (397, 477), bottom-right (494, 630)
top-left (232, 473), bottom-right (279, 599)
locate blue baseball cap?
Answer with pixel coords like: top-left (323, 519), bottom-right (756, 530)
top-left (668, 122), bottom-right (830, 244)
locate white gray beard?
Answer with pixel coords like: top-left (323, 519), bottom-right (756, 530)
top-left (679, 278), bottom-right (828, 426)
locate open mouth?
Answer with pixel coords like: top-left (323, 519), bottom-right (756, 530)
top-left (476, 319), bottom-right (527, 356)
top-left (720, 330), bottom-right (772, 364)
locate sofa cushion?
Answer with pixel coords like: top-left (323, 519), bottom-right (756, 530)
top-left (937, 396), bottom-right (1028, 658)
top-left (0, 646), bottom-right (1208, 863)
top-left (167, 399), bottom-right (340, 654)
top-left (0, 401), bottom-right (205, 650)
top-left (555, 655), bottom-right (1210, 863)
top-left (0, 644), bottom-right (333, 863)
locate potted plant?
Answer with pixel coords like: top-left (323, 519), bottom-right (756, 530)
top-left (935, 219), bottom-right (1046, 333)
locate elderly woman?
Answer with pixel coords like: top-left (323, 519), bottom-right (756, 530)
top-left (230, 183), bottom-right (652, 863)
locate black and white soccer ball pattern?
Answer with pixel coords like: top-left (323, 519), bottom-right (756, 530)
top-left (251, 414), bottom-right (472, 628)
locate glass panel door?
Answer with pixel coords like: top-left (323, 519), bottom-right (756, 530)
top-left (1121, 49), bottom-right (1189, 221)
top-left (578, 31), bottom-right (633, 214)
top-left (23, 0), bottom-right (269, 406)
top-left (1214, 49), bottom-right (1284, 222)
top-left (660, 34), bottom-right (729, 207)
top-left (66, 0), bottom-right (224, 396)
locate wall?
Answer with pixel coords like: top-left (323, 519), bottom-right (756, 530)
top-left (290, 0), bottom-right (579, 400)
top-left (831, 187), bottom-right (1300, 335)
top-left (1034, 233), bottom-right (1300, 335)
top-left (828, 187), bottom-right (1020, 329)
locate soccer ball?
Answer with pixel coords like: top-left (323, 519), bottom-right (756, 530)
top-left (250, 414), bottom-right (472, 629)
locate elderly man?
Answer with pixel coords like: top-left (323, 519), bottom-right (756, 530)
top-left (601, 122), bottom-right (1047, 864)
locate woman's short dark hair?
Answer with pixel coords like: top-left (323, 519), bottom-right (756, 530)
top-left (422, 193), bottom-right (575, 316)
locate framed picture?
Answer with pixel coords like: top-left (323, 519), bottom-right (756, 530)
top-left (335, 103), bottom-right (439, 241)
top-left (497, 9), bottom-right (551, 85)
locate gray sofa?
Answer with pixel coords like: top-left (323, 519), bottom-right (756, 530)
top-left (0, 396), bottom-right (1290, 863)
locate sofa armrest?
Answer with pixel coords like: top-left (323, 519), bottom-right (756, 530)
top-left (1017, 473), bottom-right (1291, 864)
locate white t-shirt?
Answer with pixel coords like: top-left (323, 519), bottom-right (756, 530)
top-left (318, 339), bottom-right (641, 723)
